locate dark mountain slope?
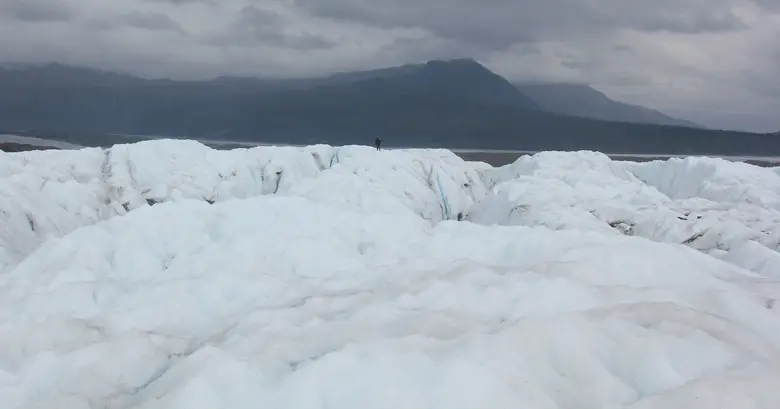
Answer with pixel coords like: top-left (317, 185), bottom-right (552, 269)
top-left (0, 60), bottom-right (777, 156)
top-left (317, 59), bottom-right (540, 110)
top-left (515, 82), bottom-right (702, 128)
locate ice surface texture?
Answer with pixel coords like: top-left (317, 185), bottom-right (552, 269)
top-left (1, 140), bottom-right (780, 409)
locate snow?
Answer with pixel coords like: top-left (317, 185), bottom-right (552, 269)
top-left (471, 152), bottom-right (780, 257)
top-left (1, 140), bottom-right (780, 409)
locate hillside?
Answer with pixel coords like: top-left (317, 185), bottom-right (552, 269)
top-left (0, 60), bottom-right (777, 155)
top-left (515, 82), bottom-right (702, 128)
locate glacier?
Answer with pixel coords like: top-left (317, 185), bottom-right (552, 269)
top-left (1, 139), bottom-right (780, 409)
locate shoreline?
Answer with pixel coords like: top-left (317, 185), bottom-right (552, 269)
top-left (2, 135), bottom-right (778, 168)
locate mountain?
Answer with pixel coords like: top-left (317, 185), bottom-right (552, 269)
top-left (515, 82), bottom-right (702, 128)
top-left (316, 59), bottom-right (540, 110)
top-left (0, 60), bottom-right (777, 156)
top-left (0, 63), bottom-right (144, 87)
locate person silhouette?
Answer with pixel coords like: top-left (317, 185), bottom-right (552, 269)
top-left (374, 137), bottom-right (382, 151)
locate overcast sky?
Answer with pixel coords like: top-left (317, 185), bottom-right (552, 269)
top-left (1, 0), bottom-right (778, 132)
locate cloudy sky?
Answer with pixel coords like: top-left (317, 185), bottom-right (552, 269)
top-left (1, 0), bottom-right (778, 132)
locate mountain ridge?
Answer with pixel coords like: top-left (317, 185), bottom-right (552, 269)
top-left (0, 60), bottom-right (778, 156)
top-left (514, 82), bottom-right (702, 128)
top-left (0, 61), bottom-right (709, 128)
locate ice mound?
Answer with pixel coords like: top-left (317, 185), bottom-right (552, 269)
top-left (471, 151), bottom-right (780, 275)
top-left (0, 140), bottom-right (486, 274)
top-left (1, 140), bottom-right (780, 409)
top-left (626, 156), bottom-right (780, 209)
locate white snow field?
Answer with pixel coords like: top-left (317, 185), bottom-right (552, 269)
top-left (1, 140), bottom-right (780, 409)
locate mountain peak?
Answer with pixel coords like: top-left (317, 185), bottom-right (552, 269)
top-left (425, 57), bottom-right (481, 66)
top-left (318, 58), bottom-right (539, 110)
top-left (422, 58), bottom-right (492, 74)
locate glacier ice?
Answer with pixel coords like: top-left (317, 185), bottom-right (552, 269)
top-left (1, 140), bottom-right (780, 409)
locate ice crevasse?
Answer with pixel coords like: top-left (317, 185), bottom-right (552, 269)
top-left (1, 139), bottom-right (780, 409)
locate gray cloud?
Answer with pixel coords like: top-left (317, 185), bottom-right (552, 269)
top-left (207, 6), bottom-right (335, 50)
top-left (120, 11), bottom-right (185, 32)
top-left (295, 0), bottom-right (748, 50)
top-left (0, 0), bottom-right (75, 23)
top-left (560, 59), bottom-right (586, 70)
top-left (0, 0), bottom-right (777, 132)
top-left (753, 0), bottom-right (780, 12)
top-left (605, 75), bottom-right (657, 87)
top-left (632, 11), bottom-right (746, 33)
top-left (294, 0), bottom-right (585, 48)
top-left (145, 0), bottom-right (208, 4)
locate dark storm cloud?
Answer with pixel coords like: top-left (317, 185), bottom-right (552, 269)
top-left (294, 0), bottom-right (747, 50)
top-left (0, 0), bottom-right (75, 23)
top-left (209, 6), bottom-right (335, 50)
top-left (120, 11), bottom-right (185, 32)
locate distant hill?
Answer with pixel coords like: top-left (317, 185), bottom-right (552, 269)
top-left (515, 82), bottom-right (702, 128)
top-left (0, 63), bottom-right (144, 87)
top-left (0, 60), bottom-right (778, 156)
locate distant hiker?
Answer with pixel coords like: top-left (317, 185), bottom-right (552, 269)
top-left (374, 137), bottom-right (382, 151)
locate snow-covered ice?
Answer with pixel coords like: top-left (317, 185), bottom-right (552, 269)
top-left (1, 140), bottom-right (780, 409)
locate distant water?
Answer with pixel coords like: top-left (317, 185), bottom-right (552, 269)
top-left (195, 138), bottom-right (780, 168)
top-left (2, 134), bottom-right (779, 168)
top-left (0, 134), bottom-right (85, 150)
